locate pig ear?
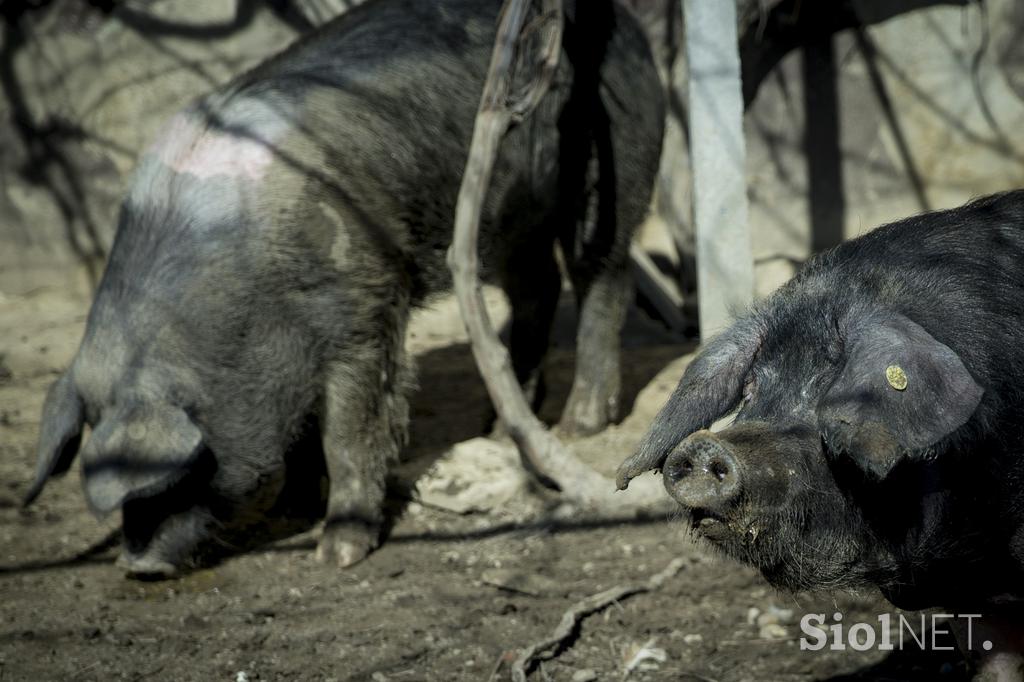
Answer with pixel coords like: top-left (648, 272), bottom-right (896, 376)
top-left (616, 316), bottom-right (763, 489)
top-left (23, 372), bottom-right (85, 506)
top-left (80, 402), bottom-right (204, 516)
top-left (818, 311), bottom-right (982, 478)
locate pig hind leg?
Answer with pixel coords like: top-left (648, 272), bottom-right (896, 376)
top-left (501, 241), bottom-right (562, 414)
top-left (558, 176), bottom-right (634, 436)
top-left (316, 305), bottom-right (410, 568)
top-left (559, 260), bottom-right (630, 435)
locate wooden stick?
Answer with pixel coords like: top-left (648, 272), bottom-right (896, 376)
top-left (510, 558), bottom-right (687, 681)
top-left (629, 244), bottom-right (689, 334)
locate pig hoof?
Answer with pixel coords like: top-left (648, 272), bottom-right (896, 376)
top-left (315, 524), bottom-right (378, 568)
top-left (558, 404), bottom-right (611, 437)
top-left (117, 552), bottom-right (179, 580)
top-left (557, 416), bottom-right (606, 437)
top-left (559, 387), bottom-right (620, 437)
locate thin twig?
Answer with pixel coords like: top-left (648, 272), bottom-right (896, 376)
top-left (510, 558), bottom-right (686, 681)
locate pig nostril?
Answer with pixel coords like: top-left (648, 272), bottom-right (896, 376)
top-left (666, 457), bottom-right (694, 483)
top-left (710, 459), bottom-right (730, 482)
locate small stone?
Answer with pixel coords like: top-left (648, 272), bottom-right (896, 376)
top-left (682, 633), bottom-right (703, 645)
top-left (746, 607), bottom-right (761, 625)
top-left (181, 614), bottom-right (206, 628)
top-left (552, 502), bottom-right (578, 519)
top-left (414, 438), bottom-right (530, 513)
top-left (759, 623), bottom-right (788, 640)
top-left (571, 670), bottom-right (598, 682)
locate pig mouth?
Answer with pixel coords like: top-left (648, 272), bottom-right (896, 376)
top-left (688, 509), bottom-right (733, 542)
top-left (688, 508), bottom-right (762, 548)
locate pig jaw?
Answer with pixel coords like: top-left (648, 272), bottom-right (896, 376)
top-left (697, 497), bottom-right (889, 594)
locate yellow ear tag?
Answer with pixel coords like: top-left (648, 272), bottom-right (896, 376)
top-left (885, 365), bottom-right (908, 391)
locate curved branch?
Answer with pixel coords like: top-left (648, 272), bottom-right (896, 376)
top-left (510, 557), bottom-right (686, 681)
top-left (446, 0), bottom-right (665, 511)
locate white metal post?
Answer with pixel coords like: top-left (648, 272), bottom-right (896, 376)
top-left (683, 0), bottom-right (754, 338)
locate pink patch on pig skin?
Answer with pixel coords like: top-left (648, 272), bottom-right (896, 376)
top-left (145, 113), bottom-right (279, 182)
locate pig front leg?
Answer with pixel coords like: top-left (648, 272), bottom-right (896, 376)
top-left (316, 320), bottom-right (410, 568)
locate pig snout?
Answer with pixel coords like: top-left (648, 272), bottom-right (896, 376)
top-left (663, 431), bottom-right (740, 514)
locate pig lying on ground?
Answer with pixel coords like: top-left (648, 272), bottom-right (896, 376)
top-left (618, 191), bottom-right (1024, 680)
top-left (24, 0), bottom-right (664, 577)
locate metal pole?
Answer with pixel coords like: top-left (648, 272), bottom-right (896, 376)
top-left (683, 0), bottom-right (754, 338)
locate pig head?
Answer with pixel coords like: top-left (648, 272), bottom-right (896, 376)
top-left (24, 371), bottom-right (205, 517)
top-left (617, 301), bottom-right (988, 598)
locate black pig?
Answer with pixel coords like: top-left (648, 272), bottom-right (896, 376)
top-left (25, 0), bottom-right (664, 576)
top-left (618, 192), bottom-right (1024, 678)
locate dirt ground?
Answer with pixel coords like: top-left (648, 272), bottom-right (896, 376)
top-left (0, 287), bottom-right (970, 682)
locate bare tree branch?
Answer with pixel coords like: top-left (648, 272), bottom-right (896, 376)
top-left (446, 0), bottom-right (667, 511)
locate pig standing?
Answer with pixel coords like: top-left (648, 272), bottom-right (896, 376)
top-left (618, 192), bottom-right (1024, 679)
top-left (25, 0), bottom-right (664, 576)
